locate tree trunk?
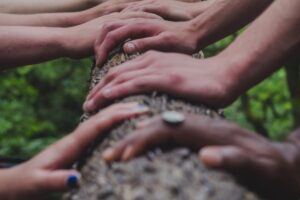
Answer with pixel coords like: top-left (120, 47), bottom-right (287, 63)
top-left (63, 47), bottom-right (260, 200)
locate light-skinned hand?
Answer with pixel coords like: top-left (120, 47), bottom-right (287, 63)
top-left (0, 102), bottom-right (149, 200)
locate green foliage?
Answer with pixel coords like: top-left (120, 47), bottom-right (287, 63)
top-left (0, 58), bottom-right (91, 157)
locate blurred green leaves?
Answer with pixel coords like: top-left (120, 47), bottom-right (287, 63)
top-left (0, 58), bottom-right (91, 157)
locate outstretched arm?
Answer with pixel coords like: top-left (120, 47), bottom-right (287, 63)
top-left (0, 0), bottom-right (140, 27)
top-left (0, 0), bottom-right (103, 14)
top-left (0, 11), bottom-right (160, 70)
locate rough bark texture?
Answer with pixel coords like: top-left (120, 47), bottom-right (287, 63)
top-left (63, 48), bottom-right (261, 200)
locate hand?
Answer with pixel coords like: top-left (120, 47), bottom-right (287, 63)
top-left (63, 11), bottom-right (162, 59)
top-left (0, 102), bottom-right (149, 200)
top-left (94, 18), bottom-right (200, 66)
top-left (84, 51), bottom-right (236, 112)
top-left (122, 0), bottom-right (208, 21)
top-left (102, 113), bottom-right (300, 199)
top-left (82, 0), bottom-right (142, 20)
top-left (122, 0), bottom-right (198, 21)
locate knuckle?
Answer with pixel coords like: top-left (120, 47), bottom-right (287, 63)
top-left (102, 21), bottom-right (118, 31)
top-left (116, 74), bottom-right (129, 83)
top-left (161, 33), bottom-right (175, 44)
top-left (105, 33), bottom-right (118, 47)
top-left (106, 70), bottom-right (118, 81)
top-left (133, 79), bottom-right (149, 90)
top-left (166, 73), bottom-right (183, 85)
top-left (101, 23), bottom-right (112, 32)
top-left (144, 50), bottom-right (158, 59)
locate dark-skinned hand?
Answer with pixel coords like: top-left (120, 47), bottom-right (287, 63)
top-left (102, 113), bottom-right (300, 200)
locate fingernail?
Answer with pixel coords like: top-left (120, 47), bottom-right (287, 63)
top-left (102, 148), bottom-right (115, 161)
top-left (136, 120), bottom-right (150, 129)
top-left (122, 146), bottom-right (134, 161)
top-left (130, 104), bottom-right (149, 113)
top-left (84, 99), bottom-right (95, 112)
top-left (102, 88), bottom-right (112, 98)
top-left (200, 148), bottom-right (223, 167)
top-left (124, 42), bottom-right (136, 54)
top-left (66, 174), bottom-right (81, 188)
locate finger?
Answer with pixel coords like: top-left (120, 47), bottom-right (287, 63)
top-left (94, 21), bottom-right (126, 64)
top-left (37, 170), bottom-right (81, 192)
top-left (84, 66), bottom-right (152, 111)
top-left (199, 146), bottom-right (276, 177)
top-left (199, 146), bottom-right (250, 170)
top-left (89, 75), bottom-right (164, 110)
top-left (102, 117), bottom-right (171, 161)
top-left (120, 11), bottom-right (162, 20)
top-left (84, 56), bottom-right (146, 104)
top-left (123, 35), bottom-right (165, 54)
top-left (101, 68), bottom-right (155, 91)
top-left (35, 103), bottom-right (149, 168)
top-left (95, 23), bottom-right (159, 67)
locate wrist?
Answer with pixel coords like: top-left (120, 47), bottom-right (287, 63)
top-left (49, 28), bottom-right (72, 59)
top-left (274, 139), bottom-right (300, 196)
top-left (60, 26), bottom-right (93, 59)
top-left (214, 46), bottom-right (260, 99)
top-left (286, 129), bottom-right (300, 167)
top-left (204, 55), bottom-right (245, 105)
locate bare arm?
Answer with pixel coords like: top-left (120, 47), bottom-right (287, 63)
top-left (0, 0), bottom-right (135, 27)
top-left (0, 26), bottom-right (67, 70)
top-left (0, 0), bottom-right (103, 14)
top-left (0, 12), bottom-right (160, 71)
top-left (191, 0), bottom-right (273, 48)
top-left (216, 0), bottom-right (300, 99)
top-left (93, 0), bottom-right (274, 64)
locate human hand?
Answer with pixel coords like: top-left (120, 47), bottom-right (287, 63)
top-left (82, 0), bottom-right (142, 20)
top-left (63, 11), bottom-right (161, 59)
top-left (102, 113), bottom-right (300, 199)
top-left (122, 0), bottom-right (206, 21)
top-left (84, 51), bottom-right (236, 112)
top-left (94, 18), bottom-right (200, 66)
top-left (0, 102), bottom-right (149, 200)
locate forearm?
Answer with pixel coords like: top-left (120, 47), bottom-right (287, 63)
top-left (190, 0), bottom-right (273, 48)
top-left (0, 0), bottom-right (98, 14)
top-left (0, 169), bottom-right (13, 199)
top-left (215, 0), bottom-right (300, 97)
top-left (0, 13), bottom-right (85, 27)
top-left (0, 10), bottom-right (99, 27)
top-left (0, 26), bottom-right (68, 70)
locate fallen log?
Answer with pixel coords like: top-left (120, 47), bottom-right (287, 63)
top-left (63, 48), bottom-right (261, 200)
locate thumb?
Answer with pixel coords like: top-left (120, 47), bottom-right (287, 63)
top-left (123, 35), bottom-right (164, 54)
top-left (199, 146), bottom-right (251, 171)
top-left (37, 170), bottom-right (81, 192)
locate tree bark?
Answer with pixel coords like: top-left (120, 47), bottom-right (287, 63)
top-left (63, 47), bottom-right (260, 200)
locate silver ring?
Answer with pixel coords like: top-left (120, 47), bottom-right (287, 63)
top-left (162, 111), bottom-right (185, 126)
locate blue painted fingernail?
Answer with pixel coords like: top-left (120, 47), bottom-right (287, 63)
top-left (67, 175), bottom-right (79, 188)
